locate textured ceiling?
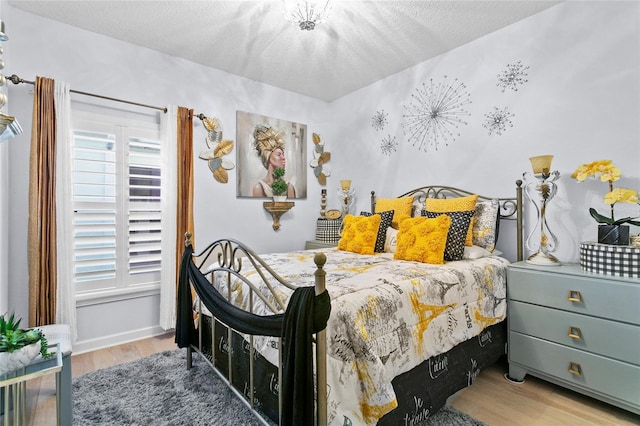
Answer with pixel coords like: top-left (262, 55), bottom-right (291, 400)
top-left (8, 0), bottom-right (561, 102)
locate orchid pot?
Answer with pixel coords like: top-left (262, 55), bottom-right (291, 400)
top-left (571, 160), bottom-right (640, 246)
top-left (597, 224), bottom-right (630, 246)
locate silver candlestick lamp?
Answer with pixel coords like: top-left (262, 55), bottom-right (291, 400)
top-left (524, 155), bottom-right (561, 266)
top-left (338, 179), bottom-right (355, 216)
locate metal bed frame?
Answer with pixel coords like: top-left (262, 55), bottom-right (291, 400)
top-left (184, 181), bottom-right (523, 425)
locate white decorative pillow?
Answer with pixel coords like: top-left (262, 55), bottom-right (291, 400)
top-left (463, 245), bottom-right (493, 259)
top-left (473, 200), bottom-right (500, 252)
top-left (463, 245), bottom-right (503, 259)
top-left (384, 227), bottom-right (399, 253)
top-left (412, 200), bottom-right (425, 217)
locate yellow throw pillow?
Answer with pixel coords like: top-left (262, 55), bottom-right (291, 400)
top-left (375, 196), bottom-right (415, 229)
top-left (393, 215), bottom-right (451, 264)
top-left (424, 194), bottom-right (478, 246)
top-left (338, 214), bottom-right (381, 255)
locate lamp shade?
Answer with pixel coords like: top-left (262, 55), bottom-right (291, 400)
top-left (529, 155), bottom-right (554, 174)
top-left (340, 179), bottom-right (351, 191)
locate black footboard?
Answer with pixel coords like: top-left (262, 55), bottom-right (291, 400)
top-left (196, 316), bottom-right (281, 424)
top-left (192, 318), bottom-right (506, 425)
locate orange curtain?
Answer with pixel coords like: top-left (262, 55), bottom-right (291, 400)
top-left (176, 107), bottom-right (194, 282)
top-left (28, 77), bottom-right (57, 327)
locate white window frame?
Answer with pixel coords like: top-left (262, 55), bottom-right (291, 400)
top-left (71, 111), bottom-right (162, 303)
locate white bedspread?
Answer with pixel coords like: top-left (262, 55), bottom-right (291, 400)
top-left (205, 248), bottom-right (508, 425)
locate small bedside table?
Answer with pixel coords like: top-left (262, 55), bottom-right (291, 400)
top-left (1, 343), bottom-right (63, 424)
top-left (305, 240), bottom-right (337, 250)
top-left (507, 261), bottom-right (640, 415)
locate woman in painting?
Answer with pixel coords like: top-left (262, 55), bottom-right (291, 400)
top-left (252, 125), bottom-right (297, 198)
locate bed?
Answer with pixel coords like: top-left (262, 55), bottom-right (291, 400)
top-left (176, 182), bottom-right (524, 426)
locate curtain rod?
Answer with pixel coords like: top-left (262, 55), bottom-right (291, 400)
top-left (6, 74), bottom-right (168, 113)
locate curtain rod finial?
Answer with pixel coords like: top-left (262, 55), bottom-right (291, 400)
top-left (7, 74), bottom-right (22, 85)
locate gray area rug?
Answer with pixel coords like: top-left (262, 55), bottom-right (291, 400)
top-left (73, 348), bottom-right (485, 425)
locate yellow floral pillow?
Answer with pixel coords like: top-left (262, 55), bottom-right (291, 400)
top-left (375, 196), bottom-right (415, 229)
top-left (393, 215), bottom-right (451, 264)
top-left (338, 214), bottom-right (381, 255)
top-left (424, 194), bottom-right (478, 246)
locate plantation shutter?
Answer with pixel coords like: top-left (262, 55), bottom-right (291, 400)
top-left (128, 136), bottom-right (162, 279)
top-left (72, 130), bottom-right (117, 289)
top-left (71, 115), bottom-right (162, 293)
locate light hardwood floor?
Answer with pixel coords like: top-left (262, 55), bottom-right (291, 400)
top-left (449, 358), bottom-right (639, 426)
top-left (8, 333), bottom-right (640, 425)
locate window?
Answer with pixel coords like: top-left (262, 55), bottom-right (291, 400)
top-left (72, 112), bottom-right (162, 295)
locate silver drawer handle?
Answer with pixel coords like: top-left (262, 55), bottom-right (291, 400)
top-left (568, 290), bottom-right (582, 303)
top-left (568, 326), bottom-right (582, 340)
top-left (568, 362), bottom-right (583, 376)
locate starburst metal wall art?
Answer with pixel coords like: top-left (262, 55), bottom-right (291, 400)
top-left (497, 61), bottom-right (529, 92)
top-left (483, 106), bottom-right (515, 136)
top-left (380, 134), bottom-right (397, 156)
top-left (402, 76), bottom-right (472, 153)
top-left (371, 110), bottom-right (388, 131)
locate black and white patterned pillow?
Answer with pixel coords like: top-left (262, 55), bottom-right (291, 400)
top-left (360, 210), bottom-right (394, 253)
top-left (421, 210), bottom-right (474, 261)
top-left (473, 200), bottom-right (500, 252)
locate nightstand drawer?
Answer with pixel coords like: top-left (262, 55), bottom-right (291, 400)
top-left (509, 300), bottom-right (640, 365)
top-left (509, 332), bottom-right (640, 407)
top-left (508, 266), bottom-right (640, 324)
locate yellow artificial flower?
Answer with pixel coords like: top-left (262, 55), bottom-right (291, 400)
top-left (604, 188), bottom-right (639, 205)
top-left (572, 159), bottom-right (640, 226)
top-left (570, 160), bottom-right (620, 182)
top-left (570, 164), bottom-right (590, 182)
top-left (598, 165), bottom-right (621, 183)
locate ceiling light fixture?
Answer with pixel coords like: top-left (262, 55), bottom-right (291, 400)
top-left (282, 0), bottom-right (333, 31)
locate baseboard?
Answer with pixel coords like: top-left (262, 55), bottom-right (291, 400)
top-left (72, 325), bottom-right (172, 355)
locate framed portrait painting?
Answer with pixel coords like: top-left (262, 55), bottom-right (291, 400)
top-left (236, 111), bottom-right (307, 199)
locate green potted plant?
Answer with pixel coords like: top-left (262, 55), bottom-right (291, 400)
top-left (0, 312), bottom-right (52, 376)
top-left (271, 167), bottom-right (289, 202)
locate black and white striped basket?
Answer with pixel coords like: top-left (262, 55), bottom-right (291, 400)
top-left (315, 218), bottom-right (342, 244)
top-left (579, 242), bottom-right (640, 278)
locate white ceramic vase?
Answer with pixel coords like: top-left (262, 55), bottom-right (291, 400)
top-left (0, 342), bottom-right (41, 376)
top-left (273, 195), bottom-right (287, 202)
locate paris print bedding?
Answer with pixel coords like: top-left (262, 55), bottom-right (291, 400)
top-left (201, 248), bottom-right (508, 425)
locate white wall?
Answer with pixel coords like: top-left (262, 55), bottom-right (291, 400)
top-left (0, 137), bottom-right (7, 314)
top-left (0, 0), bottom-right (8, 315)
top-left (4, 5), bottom-right (331, 350)
top-left (2, 1), bottom-right (639, 350)
top-left (326, 0), bottom-right (640, 262)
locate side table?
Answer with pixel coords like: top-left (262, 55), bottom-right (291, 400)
top-left (1, 344), bottom-right (63, 425)
top-left (507, 261), bottom-right (640, 414)
top-left (38, 324), bottom-right (73, 426)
